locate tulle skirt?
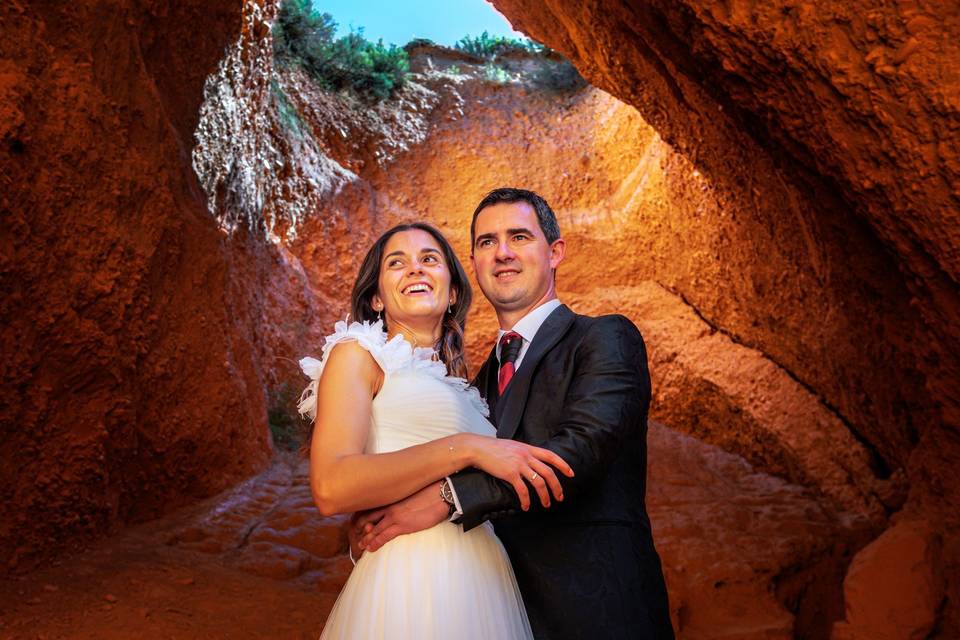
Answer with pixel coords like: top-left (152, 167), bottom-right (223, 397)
top-left (320, 521), bottom-right (532, 639)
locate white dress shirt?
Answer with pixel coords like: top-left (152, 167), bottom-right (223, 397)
top-left (494, 298), bottom-right (563, 372)
top-left (447, 298), bottom-right (563, 520)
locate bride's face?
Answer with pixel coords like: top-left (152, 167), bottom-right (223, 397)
top-left (373, 229), bottom-right (454, 331)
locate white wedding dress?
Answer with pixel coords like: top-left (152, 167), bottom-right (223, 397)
top-left (298, 319), bottom-right (533, 640)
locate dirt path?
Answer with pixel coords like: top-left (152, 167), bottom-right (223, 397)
top-left (0, 455), bottom-right (347, 639)
top-left (0, 425), bottom-right (867, 639)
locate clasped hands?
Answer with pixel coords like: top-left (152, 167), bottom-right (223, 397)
top-left (349, 440), bottom-right (574, 557)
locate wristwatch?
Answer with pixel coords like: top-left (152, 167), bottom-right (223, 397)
top-left (439, 478), bottom-right (456, 517)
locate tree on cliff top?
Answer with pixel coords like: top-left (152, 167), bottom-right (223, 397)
top-left (273, 0), bottom-right (409, 101)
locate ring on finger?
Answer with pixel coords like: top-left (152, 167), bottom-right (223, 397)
top-left (530, 471), bottom-right (540, 481)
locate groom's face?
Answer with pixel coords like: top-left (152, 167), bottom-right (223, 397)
top-left (471, 201), bottom-right (563, 315)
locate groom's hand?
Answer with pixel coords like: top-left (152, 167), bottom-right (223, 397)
top-left (356, 481), bottom-right (448, 552)
top-left (347, 512), bottom-right (367, 562)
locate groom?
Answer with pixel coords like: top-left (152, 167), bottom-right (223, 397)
top-left (357, 188), bottom-right (673, 639)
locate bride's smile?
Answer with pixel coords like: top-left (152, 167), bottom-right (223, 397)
top-left (401, 282), bottom-right (433, 295)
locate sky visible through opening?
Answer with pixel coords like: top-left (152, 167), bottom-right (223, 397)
top-left (315, 0), bottom-right (526, 47)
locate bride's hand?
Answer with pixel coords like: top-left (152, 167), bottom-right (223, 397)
top-left (355, 482), bottom-right (449, 553)
top-left (465, 436), bottom-right (575, 511)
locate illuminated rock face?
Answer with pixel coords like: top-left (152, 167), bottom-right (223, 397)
top-left (833, 519), bottom-right (945, 640)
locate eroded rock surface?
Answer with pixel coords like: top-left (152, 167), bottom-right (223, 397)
top-left (0, 455), bottom-right (344, 639)
top-left (489, 0), bottom-right (958, 478)
top-left (648, 424), bottom-right (868, 639)
top-left (0, 0), bottom-right (322, 572)
top-left (164, 455), bottom-right (352, 588)
top-left (264, 45), bottom-right (899, 527)
top-left (833, 519), bottom-right (945, 640)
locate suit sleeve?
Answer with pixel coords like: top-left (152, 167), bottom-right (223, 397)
top-left (450, 315), bottom-right (650, 531)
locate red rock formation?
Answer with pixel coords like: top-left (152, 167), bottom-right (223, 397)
top-left (0, 0), bottom-right (321, 572)
top-left (489, 0), bottom-right (960, 469)
top-left (486, 0), bottom-right (960, 634)
top-left (488, 0), bottom-right (954, 471)
top-left (833, 519), bottom-right (945, 640)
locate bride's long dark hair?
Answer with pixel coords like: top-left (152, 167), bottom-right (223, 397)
top-left (351, 223), bottom-right (472, 379)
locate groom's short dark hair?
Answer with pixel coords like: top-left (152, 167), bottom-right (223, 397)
top-left (470, 188), bottom-right (561, 248)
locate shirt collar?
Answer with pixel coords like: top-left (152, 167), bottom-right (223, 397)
top-left (496, 298), bottom-right (563, 356)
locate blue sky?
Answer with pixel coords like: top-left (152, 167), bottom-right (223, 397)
top-left (314, 0), bottom-right (526, 46)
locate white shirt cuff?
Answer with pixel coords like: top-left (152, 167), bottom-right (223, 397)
top-left (445, 476), bottom-right (464, 521)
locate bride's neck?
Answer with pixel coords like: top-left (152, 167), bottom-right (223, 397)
top-left (387, 317), bottom-right (442, 349)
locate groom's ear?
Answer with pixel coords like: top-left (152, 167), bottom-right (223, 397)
top-left (549, 238), bottom-right (566, 269)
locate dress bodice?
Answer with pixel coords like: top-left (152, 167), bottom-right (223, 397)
top-left (298, 320), bottom-right (532, 640)
top-left (298, 319), bottom-right (494, 453)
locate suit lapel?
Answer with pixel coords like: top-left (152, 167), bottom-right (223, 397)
top-left (473, 344), bottom-right (500, 423)
top-left (495, 304), bottom-right (575, 440)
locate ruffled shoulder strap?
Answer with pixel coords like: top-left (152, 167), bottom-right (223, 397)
top-left (297, 318), bottom-right (388, 421)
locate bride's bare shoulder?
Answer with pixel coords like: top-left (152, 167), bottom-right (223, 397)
top-left (321, 340), bottom-right (383, 390)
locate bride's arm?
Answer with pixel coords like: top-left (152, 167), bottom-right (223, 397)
top-left (309, 342), bottom-right (570, 516)
top-left (310, 342), bottom-right (469, 515)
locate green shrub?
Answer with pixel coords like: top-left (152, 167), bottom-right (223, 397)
top-left (273, 0), bottom-right (336, 62)
top-left (273, 0), bottom-right (409, 101)
top-left (405, 37), bottom-right (436, 49)
top-left (268, 383), bottom-right (305, 452)
top-left (455, 31), bottom-right (586, 93)
top-left (483, 63), bottom-right (512, 84)
top-left (454, 31), bottom-right (543, 60)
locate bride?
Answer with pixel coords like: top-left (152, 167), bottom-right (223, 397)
top-left (297, 222), bottom-right (573, 639)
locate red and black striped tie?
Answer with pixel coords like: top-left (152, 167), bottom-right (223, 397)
top-left (498, 331), bottom-right (523, 395)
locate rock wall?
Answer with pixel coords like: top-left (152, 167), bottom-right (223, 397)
top-left (0, 1), bottom-right (319, 571)
top-left (488, 0), bottom-right (960, 497)
top-left (487, 0), bottom-right (959, 634)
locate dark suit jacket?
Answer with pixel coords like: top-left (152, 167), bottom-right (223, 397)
top-left (450, 305), bottom-right (673, 639)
